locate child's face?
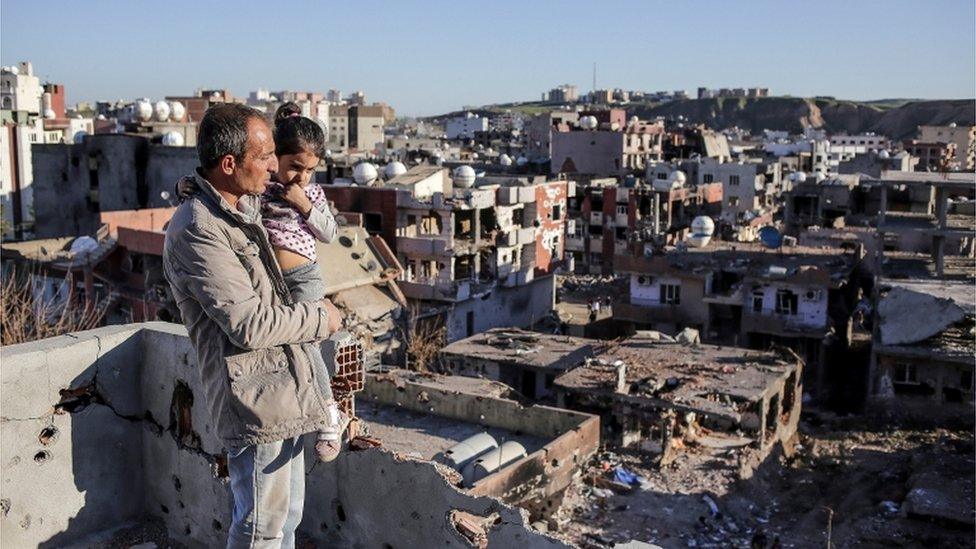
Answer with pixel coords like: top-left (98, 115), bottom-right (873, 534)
top-left (276, 151), bottom-right (320, 187)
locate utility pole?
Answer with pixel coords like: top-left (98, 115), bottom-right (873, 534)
top-left (592, 62), bottom-right (596, 92)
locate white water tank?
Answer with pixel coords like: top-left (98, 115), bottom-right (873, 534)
top-left (161, 131), bottom-right (184, 146)
top-left (353, 162), bottom-right (378, 185)
top-left (462, 441), bottom-right (527, 486)
top-left (498, 153), bottom-right (512, 166)
top-left (434, 433), bottom-right (498, 471)
top-left (135, 100), bottom-right (153, 122)
top-left (688, 216), bottom-right (715, 248)
top-left (453, 165), bottom-right (477, 188)
top-left (878, 150), bottom-right (890, 160)
top-left (384, 161), bottom-right (407, 179)
top-left (169, 101), bottom-right (186, 121)
top-left (154, 100), bottom-right (171, 122)
top-left (579, 115), bottom-right (598, 130)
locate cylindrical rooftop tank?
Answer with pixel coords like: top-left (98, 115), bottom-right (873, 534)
top-left (434, 432), bottom-right (498, 471)
top-left (153, 100), bottom-right (171, 122)
top-left (353, 162), bottom-right (378, 185)
top-left (384, 161), bottom-right (407, 180)
top-left (452, 165), bottom-right (476, 188)
top-left (498, 153), bottom-right (512, 166)
top-left (462, 441), bottom-right (527, 486)
top-left (135, 100), bottom-right (153, 122)
top-left (169, 101), bottom-right (186, 121)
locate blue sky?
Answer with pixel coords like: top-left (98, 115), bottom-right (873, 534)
top-left (2, 0), bottom-right (974, 116)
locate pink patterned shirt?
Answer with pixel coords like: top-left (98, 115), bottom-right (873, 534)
top-left (260, 182), bottom-right (338, 262)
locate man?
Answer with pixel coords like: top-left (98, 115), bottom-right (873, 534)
top-left (163, 103), bottom-right (341, 548)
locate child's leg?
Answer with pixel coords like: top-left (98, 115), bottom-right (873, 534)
top-left (280, 262), bottom-right (348, 462)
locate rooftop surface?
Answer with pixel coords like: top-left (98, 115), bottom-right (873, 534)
top-left (554, 333), bottom-right (799, 418)
top-left (620, 241), bottom-right (858, 286)
top-left (440, 327), bottom-right (599, 371)
top-left (357, 401), bottom-right (547, 460)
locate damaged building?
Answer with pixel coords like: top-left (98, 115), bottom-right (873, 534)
top-left (359, 368), bottom-right (599, 519)
top-left (551, 331), bottom-right (803, 475)
top-left (564, 163), bottom-right (723, 275)
top-left (30, 133), bottom-right (197, 238)
top-left (0, 323), bottom-right (577, 548)
top-left (325, 166), bottom-right (569, 341)
top-left (440, 328), bottom-right (599, 399)
top-left (613, 241), bottom-right (862, 402)
top-left (3, 207), bottom-right (406, 367)
top-left (869, 279), bottom-right (975, 420)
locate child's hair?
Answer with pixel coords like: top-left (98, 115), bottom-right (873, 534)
top-left (273, 102), bottom-right (326, 160)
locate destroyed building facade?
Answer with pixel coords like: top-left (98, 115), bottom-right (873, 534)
top-left (325, 167), bottom-right (569, 341)
top-left (565, 164), bottom-right (722, 275)
top-left (551, 333), bottom-right (803, 473)
top-left (613, 241), bottom-right (862, 401)
top-left (870, 279), bottom-right (975, 418)
top-left (440, 328), bottom-right (598, 399)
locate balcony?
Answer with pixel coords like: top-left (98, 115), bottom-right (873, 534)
top-left (398, 236), bottom-right (450, 256)
top-left (741, 310), bottom-right (827, 337)
top-left (613, 300), bottom-right (701, 326)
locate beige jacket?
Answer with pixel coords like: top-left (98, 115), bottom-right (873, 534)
top-left (163, 172), bottom-right (332, 448)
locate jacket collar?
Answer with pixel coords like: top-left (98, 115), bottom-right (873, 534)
top-left (176, 169), bottom-right (262, 226)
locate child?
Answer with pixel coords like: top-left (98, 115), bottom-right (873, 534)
top-left (261, 102), bottom-right (346, 462)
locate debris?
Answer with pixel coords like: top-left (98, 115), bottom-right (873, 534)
top-left (348, 435), bottom-right (383, 451)
top-left (701, 495), bottom-right (720, 517)
top-left (613, 466), bottom-right (642, 487)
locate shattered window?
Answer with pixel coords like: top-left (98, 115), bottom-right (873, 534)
top-left (894, 363), bottom-right (918, 385)
top-left (775, 289), bottom-right (798, 315)
top-left (660, 284), bottom-right (680, 305)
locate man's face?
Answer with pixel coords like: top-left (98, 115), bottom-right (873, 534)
top-left (232, 118), bottom-right (278, 195)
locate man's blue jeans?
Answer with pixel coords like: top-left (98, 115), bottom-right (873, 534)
top-left (226, 435), bottom-right (305, 548)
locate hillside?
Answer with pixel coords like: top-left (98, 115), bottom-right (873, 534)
top-left (430, 97), bottom-right (975, 140)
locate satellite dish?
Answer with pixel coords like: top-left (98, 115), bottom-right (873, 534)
top-left (758, 226), bottom-right (783, 249)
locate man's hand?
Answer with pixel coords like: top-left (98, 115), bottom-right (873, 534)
top-left (320, 298), bottom-right (343, 334)
top-left (281, 179), bottom-right (313, 217)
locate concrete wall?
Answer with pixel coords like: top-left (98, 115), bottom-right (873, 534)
top-left (446, 276), bottom-right (555, 342)
top-left (31, 136), bottom-right (197, 238)
top-left (0, 323), bottom-right (568, 548)
top-left (550, 131), bottom-right (624, 177)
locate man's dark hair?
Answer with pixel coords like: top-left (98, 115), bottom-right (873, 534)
top-left (196, 103), bottom-right (266, 171)
top-left (273, 102), bottom-right (326, 159)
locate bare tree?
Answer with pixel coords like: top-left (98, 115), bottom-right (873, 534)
top-left (1, 267), bottom-right (107, 345)
top-left (400, 305), bottom-right (446, 372)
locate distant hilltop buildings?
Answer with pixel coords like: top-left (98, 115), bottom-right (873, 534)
top-left (539, 83), bottom-right (767, 105)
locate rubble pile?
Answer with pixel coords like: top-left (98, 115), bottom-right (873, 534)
top-left (552, 422), bottom-right (974, 548)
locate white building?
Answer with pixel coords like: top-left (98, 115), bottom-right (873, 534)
top-left (0, 122), bottom-right (43, 238)
top-left (830, 133), bottom-right (889, 150)
top-left (0, 62), bottom-right (42, 113)
top-left (446, 113), bottom-right (488, 140)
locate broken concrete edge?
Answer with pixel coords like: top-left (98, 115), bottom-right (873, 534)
top-left (877, 285), bottom-right (970, 346)
top-left (0, 322), bottom-right (573, 548)
top-left (378, 447), bottom-right (572, 547)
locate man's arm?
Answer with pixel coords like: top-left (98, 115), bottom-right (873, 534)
top-left (170, 222), bottom-right (332, 350)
